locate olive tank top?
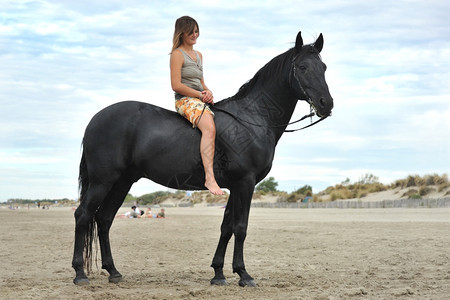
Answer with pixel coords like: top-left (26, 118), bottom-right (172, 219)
top-left (174, 49), bottom-right (204, 100)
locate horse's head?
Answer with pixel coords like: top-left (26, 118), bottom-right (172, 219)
top-left (290, 32), bottom-right (333, 118)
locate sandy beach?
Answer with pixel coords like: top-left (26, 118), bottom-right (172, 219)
top-left (1, 206), bottom-right (449, 299)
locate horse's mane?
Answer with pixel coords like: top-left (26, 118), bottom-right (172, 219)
top-left (227, 43), bottom-right (320, 101)
top-left (227, 48), bottom-right (294, 101)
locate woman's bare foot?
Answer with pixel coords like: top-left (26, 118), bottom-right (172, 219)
top-left (205, 180), bottom-right (224, 195)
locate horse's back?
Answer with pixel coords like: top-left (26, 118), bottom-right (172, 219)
top-left (87, 101), bottom-right (177, 127)
top-left (84, 101), bottom-right (189, 139)
top-left (82, 101), bottom-right (206, 188)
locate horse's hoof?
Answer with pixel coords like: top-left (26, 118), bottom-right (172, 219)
top-left (73, 277), bottom-right (90, 286)
top-left (238, 279), bottom-right (257, 287)
top-left (108, 273), bottom-right (123, 283)
top-left (210, 278), bottom-right (228, 286)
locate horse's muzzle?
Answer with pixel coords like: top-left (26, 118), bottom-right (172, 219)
top-left (315, 96), bottom-right (333, 118)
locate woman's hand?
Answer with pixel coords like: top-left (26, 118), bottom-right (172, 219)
top-left (201, 89), bottom-right (214, 104)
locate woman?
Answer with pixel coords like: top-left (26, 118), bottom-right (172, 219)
top-left (170, 16), bottom-right (224, 195)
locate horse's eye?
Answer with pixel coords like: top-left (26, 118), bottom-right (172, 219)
top-left (299, 65), bottom-right (307, 73)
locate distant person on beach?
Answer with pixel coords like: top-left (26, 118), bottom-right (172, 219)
top-left (145, 208), bottom-right (153, 218)
top-left (116, 206), bottom-right (141, 218)
top-left (130, 206), bottom-right (139, 218)
top-left (157, 208), bottom-right (165, 218)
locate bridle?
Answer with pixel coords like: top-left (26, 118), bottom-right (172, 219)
top-left (203, 52), bottom-right (328, 132)
top-left (285, 52), bottom-right (329, 132)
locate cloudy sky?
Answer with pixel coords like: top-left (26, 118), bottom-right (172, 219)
top-left (1, 0), bottom-right (449, 201)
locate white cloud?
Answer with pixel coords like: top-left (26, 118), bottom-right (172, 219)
top-left (1, 0), bottom-right (449, 200)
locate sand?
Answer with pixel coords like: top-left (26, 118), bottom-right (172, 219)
top-left (1, 206), bottom-right (449, 299)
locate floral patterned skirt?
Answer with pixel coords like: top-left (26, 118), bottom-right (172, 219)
top-left (175, 97), bottom-right (214, 128)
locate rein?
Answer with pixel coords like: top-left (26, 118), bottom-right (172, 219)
top-left (284, 114), bottom-right (327, 132)
top-left (210, 104), bottom-right (326, 132)
top-left (208, 51), bottom-right (328, 132)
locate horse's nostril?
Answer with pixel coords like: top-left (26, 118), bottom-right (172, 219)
top-left (319, 98), bottom-right (325, 108)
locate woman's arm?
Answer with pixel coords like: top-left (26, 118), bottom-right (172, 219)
top-left (198, 51), bottom-right (214, 104)
top-left (200, 79), bottom-right (214, 104)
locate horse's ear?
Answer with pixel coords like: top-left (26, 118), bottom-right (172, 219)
top-left (314, 33), bottom-right (324, 53)
top-left (295, 31), bottom-right (303, 51)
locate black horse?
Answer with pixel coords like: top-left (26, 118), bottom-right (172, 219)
top-left (72, 31), bottom-right (333, 287)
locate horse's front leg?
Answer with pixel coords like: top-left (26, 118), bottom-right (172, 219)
top-left (211, 197), bottom-right (234, 285)
top-left (232, 178), bottom-right (256, 287)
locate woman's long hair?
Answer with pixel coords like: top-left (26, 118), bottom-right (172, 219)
top-left (171, 16), bottom-right (199, 53)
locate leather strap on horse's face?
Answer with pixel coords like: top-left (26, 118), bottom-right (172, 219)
top-left (283, 52), bottom-right (329, 132)
top-left (289, 53), bottom-right (310, 103)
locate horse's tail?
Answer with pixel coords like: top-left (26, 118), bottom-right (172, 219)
top-left (78, 144), bottom-right (97, 274)
top-left (78, 144), bottom-right (89, 205)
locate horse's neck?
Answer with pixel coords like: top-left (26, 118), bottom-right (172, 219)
top-left (217, 50), bottom-right (298, 140)
top-left (228, 77), bottom-right (297, 134)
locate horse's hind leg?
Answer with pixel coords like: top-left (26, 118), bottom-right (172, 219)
top-left (96, 176), bottom-right (135, 283)
top-left (72, 183), bottom-right (112, 285)
top-left (73, 205), bottom-right (90, 285)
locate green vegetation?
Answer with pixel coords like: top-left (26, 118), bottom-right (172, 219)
top-left (124, 190), bottom-right (229, 206)
top-left (255, 176), bottom-right (278, 193)
top-left (319, 173), bottom-right (449, 201)
top-left (394, 173), bottom-right (450, 200)
top-left (285, 185), bottom-right (313, 202)
top-left (253, 190), bottom-right (288, 202)
top-left (3, 174), bottom-right (448, 206)
top-left (319, 173), bottom-right (387, 201)
top-left (4, 198), bottom-right (77, 206)
top-left (193, 191), bottom-right (229, 204)
top-left (393, 174), bottom-right (449, 190)
top-left (124, 190), bottom-right (186, 206)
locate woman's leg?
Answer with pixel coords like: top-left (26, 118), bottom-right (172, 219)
top-left (196, 114), bottom-right (224, 195)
